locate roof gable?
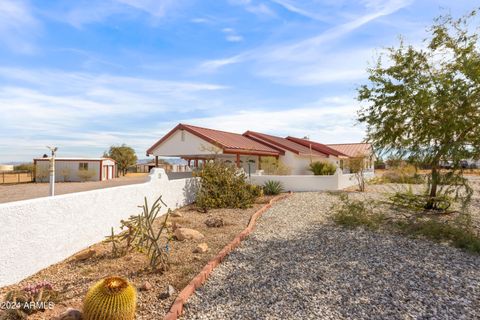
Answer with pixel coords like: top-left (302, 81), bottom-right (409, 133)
top-left (326, 143), bottom-right (372, 158)
top-left (147, 124), bottom-right (281, 156)
top-left (285, 136), bottom-right (347, 157)
top-left (244, 131), bottom-right (327, 156)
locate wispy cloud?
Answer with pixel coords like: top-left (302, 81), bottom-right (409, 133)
top-left (0, 67), bottom-right (227, 161)
top-left (0, 0), bottom-right (40, 53)
top-left (229, 0), bottom-right (277, 18)
top-left (114, 0), bottom-right (180, 17)
top-left (222, 28), bottom-right (244, 42)
top-left (199, 0), bottom-right (413, 84)
top-left (157, 95), bottom-right (365, 143)
top-left (57, 0), bottom-right (182, 28)
top-left (269, 0), bottom-right (330, 21)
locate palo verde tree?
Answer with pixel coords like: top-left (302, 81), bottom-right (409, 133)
top-left (358, 9), bottom-right (480, 209)
top-left (104, 144), bottom-right (137, 176)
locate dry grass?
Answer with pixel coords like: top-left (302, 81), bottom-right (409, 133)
top-left (0, 196), bottom-right (276, 319)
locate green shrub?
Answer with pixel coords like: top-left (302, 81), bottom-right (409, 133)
top-left (376, 164), bottom-right (424, 184)
top-left (260, 157), bottom-right (291, 175)
top-left (398, 218), bottom-right (480, 253)
top-left (333, 193), bottom-right (480, 254)
top-left (78, 169), bottom-right (97, 182)
top-left (195, 161), bottom-right (259, 211)
top-left (263, 180), bottom-right (284, 195)
top-left (309, 161), bottom-right (337, 175)
top-left (104, 196), bottom-right (172, 271)
top-left (332, 194), bottom-right (384, 230)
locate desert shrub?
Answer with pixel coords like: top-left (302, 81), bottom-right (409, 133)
top-left (247, 184), bottom-right (264, 197)
top-left (78, 169), bottom-right (97, 182)
top-left (263, 180), bottom-right (284, 195)
top-left (390, 190), bottom-right (452, 212)
top-left (104, 196), bottom-right (172, 271)
top-left (260, 157), bottom-right (291, 175)
top-left (309, 161), bottom-right (336, 175)
top-left (379, 164), bottom-right (424, 184)
top-left (14, 163), bottom-right (34, 172)
top-left (195, 161), bottom-right (260, 211)
top-left (332, 194), bottom-right (384, 230)
top-left (397, 216), bottom-right (480, 253)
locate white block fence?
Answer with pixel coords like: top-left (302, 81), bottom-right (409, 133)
top-left (0, 169), bottom-right (197, 287)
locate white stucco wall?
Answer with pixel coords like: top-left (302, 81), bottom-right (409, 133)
top-left (0, 169), bottom-right (197, 287)
top-left (250, 171), bottom-right (375, 192)
top-left (151, 129), bottom-right (221, 156)
top-left (280, 151), bottom-right (340, 175)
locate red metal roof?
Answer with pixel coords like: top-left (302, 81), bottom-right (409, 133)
top-left (326, 143), bottom-right (372, 158)
top-left (244, 131), bottom-right (327, 156)
top-left (147, 124), bottom-right (281, 156)
top-left (286, 136), bottom-right (347, 157)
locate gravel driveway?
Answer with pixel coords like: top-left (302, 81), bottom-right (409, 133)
top-left (183, 192), bottom-right (480, 320)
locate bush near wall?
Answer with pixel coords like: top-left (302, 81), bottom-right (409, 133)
top-left (309, 161), bottom-right (336, 175)
top-left (260, 157), bottom-right (291, 175)
top-left (195, 161), bottom-right (261, 211)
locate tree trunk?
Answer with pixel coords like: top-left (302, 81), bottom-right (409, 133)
top-left (426, 165), bottom-right (439, 209)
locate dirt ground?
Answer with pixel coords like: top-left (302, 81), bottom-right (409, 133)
top-left (0, 173), bottom-right (149, 204)
top-left (0, 196), bottom-right (275, 319)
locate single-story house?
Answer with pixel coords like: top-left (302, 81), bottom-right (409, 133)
top-left (146, 123), bottom-right (374, 175)
top-left (325, 143), bottom-right (376, 172)
top-left (34, 157), bottom-right (116, 182)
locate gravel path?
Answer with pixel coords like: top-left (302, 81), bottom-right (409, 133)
top-left (183, 192), bottom-right (480, 320)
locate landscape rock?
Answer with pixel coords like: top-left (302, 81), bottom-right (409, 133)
top-left (204, 217), bottom-right (225, 228)
top-left (172, 222), bottom-right (183, 230)
top-left (140, 281), bottom-right (153, 291)
top-left (171, 211), bottom-right (183, 218)
top-left (159, 285), bottom-right (176, 300)
top-left (73, 249), bottom-right (96, 262)
top-left (174, 228), bottom-right (204, 241)
top-left (54, 308), bottom-right (83, 320)
top-left (193, 243), bottom-right (209, 253)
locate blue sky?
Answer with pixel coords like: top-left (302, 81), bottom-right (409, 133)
top-left (0, 0), bottom-right (475, 162)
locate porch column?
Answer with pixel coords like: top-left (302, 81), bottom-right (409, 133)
top-left (236, 154), bottom-right (240, 168)
top-left (258, 156), bottom-right (262, 170)
top-left (194, 159), bottom-right (198, 168)
top-left (155, 156), bottom-right (159, 168)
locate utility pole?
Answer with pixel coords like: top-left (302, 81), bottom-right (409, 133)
top-left (47, 146), bottom-right (58, 196)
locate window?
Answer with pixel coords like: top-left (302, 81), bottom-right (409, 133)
top-left (79, 162), bottom-right (88, 171)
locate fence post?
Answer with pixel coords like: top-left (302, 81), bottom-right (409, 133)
top-left (2, 172), bottom-right (4, 184)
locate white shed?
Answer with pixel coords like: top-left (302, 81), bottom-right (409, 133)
top-left (34, 157), bottom-right (116, 182)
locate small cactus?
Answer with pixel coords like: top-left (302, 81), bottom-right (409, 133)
top-left (83, 276), bottom-right (136, 320)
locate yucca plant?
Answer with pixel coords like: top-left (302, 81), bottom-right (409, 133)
top-left (263, 180), bottom-right (283, 195)
top-left (83, 276), bottom-right (136, 320)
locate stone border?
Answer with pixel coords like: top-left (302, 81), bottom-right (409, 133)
top-left (164, 193), bottom-right (292, 320)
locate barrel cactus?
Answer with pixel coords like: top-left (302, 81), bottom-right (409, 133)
top-left (83, 276), bottom-right (137, 320)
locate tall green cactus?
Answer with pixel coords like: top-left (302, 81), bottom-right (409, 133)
top-left (83, 276), bottom-right (136, 320)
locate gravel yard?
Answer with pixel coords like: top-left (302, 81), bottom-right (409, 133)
top-left (183, 192), bottom-right (480, 319)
